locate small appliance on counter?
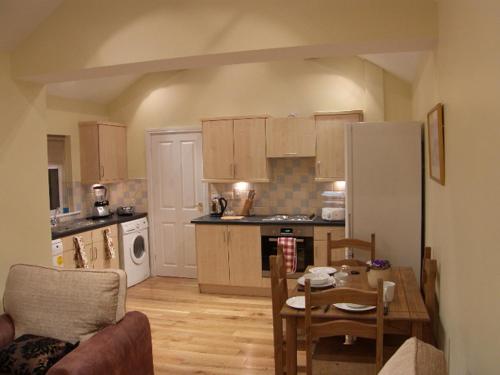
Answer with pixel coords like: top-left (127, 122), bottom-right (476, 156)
top-left (91, 184), bottom-right (111, 218)
top-left (321, 191), bottom-right (345, 221)
top-left (117, 206), bottom-right (135, 216)
top-left (210, 195), bottom-right (227, 217)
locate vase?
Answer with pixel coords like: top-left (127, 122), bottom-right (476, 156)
top-left (367, 268), bottom-right (392, 288)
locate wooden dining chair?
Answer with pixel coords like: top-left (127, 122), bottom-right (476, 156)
top-left (327, 233), bottom-right (376, 267)
top-left (304, 278), bottom-right (384, 375)
top-left (270, 245), bottom-right (289, 375)
top-left (422, 246), bottom-right (438, 344)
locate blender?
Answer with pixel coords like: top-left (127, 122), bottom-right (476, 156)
top-left (91, 184), bottom-right (111, 218)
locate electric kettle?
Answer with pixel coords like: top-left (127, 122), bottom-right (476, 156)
top-left (210, 196), bottom-right (228, 217)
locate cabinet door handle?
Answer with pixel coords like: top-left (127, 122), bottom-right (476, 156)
top-left (317, 160), bottom-right (321, 175)
top-left (227, 229), bottom-right (231, 243)
top-left (284, 152), bottom-right (297, 155)
top-left (233, 163), bottom-right (237, 177)
top-left (100, 165), bottom-right (104, 178)
top-left (223, 230), bottom-right (227, 243)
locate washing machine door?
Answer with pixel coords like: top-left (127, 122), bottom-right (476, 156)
top-left (130, 234), bottom-right (146, 265)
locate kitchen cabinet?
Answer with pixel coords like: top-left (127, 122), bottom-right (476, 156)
top-left (202, 119), bottom-right (234, 180)
top-left (195, 224), bottom-right (261, 287)
top-left (227, 226), bottom-right (262, 287)
top-left (233, 118), bottom-right (269, 181)
top-left (60, 225), bottom-right (120, 269)
top-left (313, 226), bottom-right (346, 266)
top-left (202, 116), bottom-right (269, 182)
top-left (195, 225), bottom-right (230, 285)
top-left (266, 117), bottom-right (316, 157)
top-left (314, 111), bottom-right (363, 181)
top-left (79, 121), bottom-right (127, 184)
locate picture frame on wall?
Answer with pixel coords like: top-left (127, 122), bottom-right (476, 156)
top-left (427, 103), bottom-right (445, 185)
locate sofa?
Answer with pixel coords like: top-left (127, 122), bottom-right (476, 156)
top-left (0, 264), bottom-right (154, 375)
top-left (378, 337), bottom-right (447, 375)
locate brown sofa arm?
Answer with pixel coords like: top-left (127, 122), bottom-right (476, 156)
top-left (0, 314), bottom-right (15, 348)
top-left (48, 311), bottom-right (154, 375)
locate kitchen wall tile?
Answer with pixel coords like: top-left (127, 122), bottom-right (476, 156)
top-left (209, 158), bottom-right (343, 216)
top-left (73, 178), bottom-right (148, 217)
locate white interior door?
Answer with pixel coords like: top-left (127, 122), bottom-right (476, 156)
top-left (149, 131), bottom-right (205, 278)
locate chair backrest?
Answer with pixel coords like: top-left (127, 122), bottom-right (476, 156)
top-left (421, 247), bottom-right (437, 341)
top-left (270, 246), bottom-right (288, 375)
top-left (304, 278), bottom-right (384, 374)
top-left (327, 233), bottom-right (376, 266)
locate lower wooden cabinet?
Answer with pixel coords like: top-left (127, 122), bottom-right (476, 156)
top-left (60, 224), bottom-right (120, 270)
top-left (313, 226), bottom-right (346, 266)
top-left (227, 226), bottom-right (261, 287)
top-left (195, 225), bottom-right (230, 285)
top-left (195, 224), bottom-right (262, 288)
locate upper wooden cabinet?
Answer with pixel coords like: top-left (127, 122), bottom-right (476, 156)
top-left (314, 111), bottom-right (363, 181)
top-left (202, 119), bottom-right (234, 180)
top-left (79, 121), bottom-right (127, 184)
top-left (266, 117), bottom-right (316, 158)
top-left (202, 116), bottom-right (269, 182)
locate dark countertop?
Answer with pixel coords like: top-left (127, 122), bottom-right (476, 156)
top-left (51, 212), bottom-right (148, 240)
top-left (191, 215), bottom-right (345, 227)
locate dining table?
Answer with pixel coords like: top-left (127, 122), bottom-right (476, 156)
top-left (280, 265), bottom-right (430, 375)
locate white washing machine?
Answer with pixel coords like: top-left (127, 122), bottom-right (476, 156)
top-left (119, 217), bottom-right (150, 287)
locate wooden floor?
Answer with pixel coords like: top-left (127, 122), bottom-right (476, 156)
top-left (128, 277), bottom-right (379, 375)
top-left (127, 277), bottom-right (289, 374)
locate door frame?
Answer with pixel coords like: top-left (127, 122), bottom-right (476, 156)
top-left (145, 127), bottom-right (208, 276)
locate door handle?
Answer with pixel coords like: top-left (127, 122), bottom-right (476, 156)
top-left (100, 165), bottom-right (104, 178)
top-left (284, 152), bottom-right (297, 156)
top-left (233, 163), bottom-right (237, 177)
top-left (227, 228), bottom-right (231, 243)
top-left (317, 160), bottom-right (321, 175)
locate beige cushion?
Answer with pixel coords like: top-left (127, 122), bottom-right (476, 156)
top-left (379, 337), bottom-right (447, 375)
top-left (3, 264), bottom-right (127, 343)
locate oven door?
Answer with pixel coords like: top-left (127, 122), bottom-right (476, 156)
top-left (261, 236), bottom-right (314, 273)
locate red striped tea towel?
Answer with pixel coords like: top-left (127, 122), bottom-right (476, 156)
top-left (277, 237), bottom-right (297, 273)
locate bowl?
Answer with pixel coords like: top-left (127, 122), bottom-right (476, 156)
top-left (303, 272), bottom-right (330, 286)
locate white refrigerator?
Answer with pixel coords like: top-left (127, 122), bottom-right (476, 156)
top-left (345, 122), bottom-right (423, 281)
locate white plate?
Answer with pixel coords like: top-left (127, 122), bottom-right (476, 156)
top-left (297, 275), bottom-right (336, 288)
top-left (309, 267), bottom-right (337, 275)
top-left (286, 296), bottom-right (306, 309)
top-left (333, 303), bottom-right (376, 312)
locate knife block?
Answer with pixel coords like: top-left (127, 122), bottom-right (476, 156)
top-left (240, 198), bottom-right (254, 216)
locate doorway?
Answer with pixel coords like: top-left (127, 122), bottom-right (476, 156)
top-left (146, 129), bottom-right (207, 278)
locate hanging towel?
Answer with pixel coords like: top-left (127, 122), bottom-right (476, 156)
top-left (73, 236), bottom-right (89, 269)
top-left (103, 228), bottom-right (116, 260)
top-left (277, 237), bottom-right (297, 273)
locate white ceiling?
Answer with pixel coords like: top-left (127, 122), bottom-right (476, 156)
top-left (361, 51), bottom-right (426, 82)
top-left (46, 74), bottom-right (142, 104)
top-left (46, 52), bottom-right (425, 104)
top-left (0, 0), bottom-right (63, 51)
top-left (0, 0), bottom-right (426, 103)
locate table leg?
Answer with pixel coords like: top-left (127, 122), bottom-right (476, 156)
top-left (286, 316), bottom-right (298, 375)
top-left (412, 322), bottom-right (423, 340)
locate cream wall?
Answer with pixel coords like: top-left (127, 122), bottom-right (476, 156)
top-left (384, 71), bottom-right (412, 122)
top-left (109, 57), bottom-right (411, 178)
top-left (46, 95), bottom-right (108, 181)
top-left (0, 53), bottom-right (51, 302)
top-left (412, 0), bottom-right (500, 373)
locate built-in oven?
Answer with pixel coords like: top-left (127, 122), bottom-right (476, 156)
top-left (261, 225), bottom-right (314, 274)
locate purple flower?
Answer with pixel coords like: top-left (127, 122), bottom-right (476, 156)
top-left (370, 259), bottom-right (391, 270)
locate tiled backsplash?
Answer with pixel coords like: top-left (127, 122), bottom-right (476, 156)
top-left (210, 158), bottom-right (344, 216)
top-left (72, 178), bottom-right (148, 217)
